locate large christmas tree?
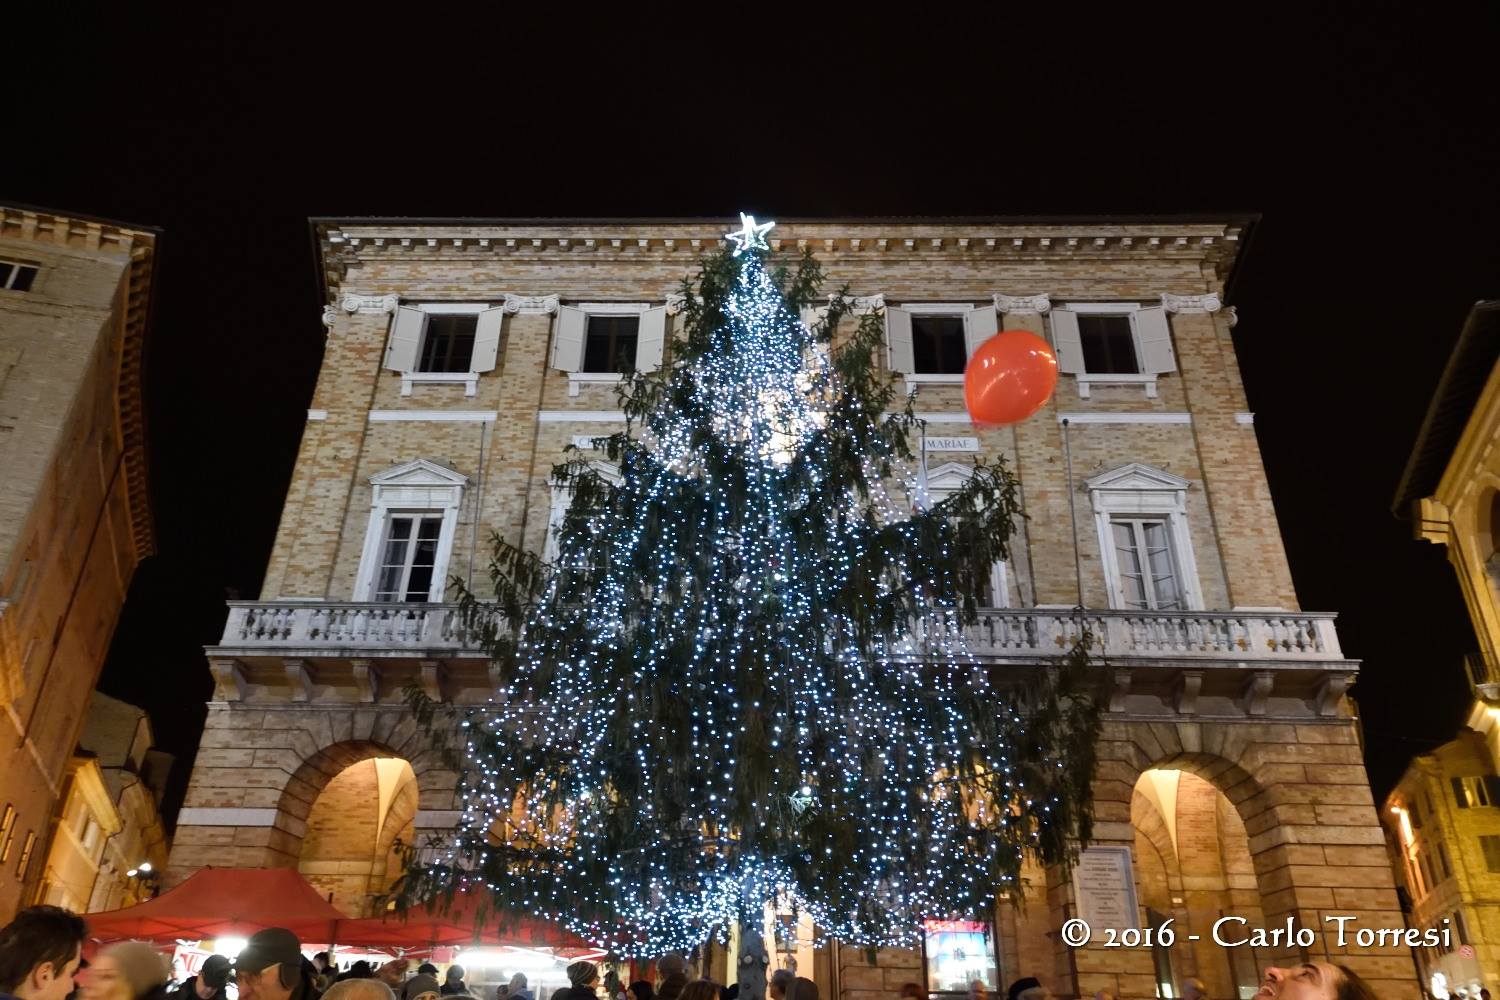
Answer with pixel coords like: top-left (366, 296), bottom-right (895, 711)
top-left (403, 216), bottom-right (1101, 989)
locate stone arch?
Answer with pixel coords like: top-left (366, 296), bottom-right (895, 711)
top-left (267, 722), bottom-right (457, 911)
top-left (1078, 720), bottom-right (1407, 1000)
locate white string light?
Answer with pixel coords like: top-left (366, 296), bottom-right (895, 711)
top-left (426, 227), bottom-right (1076, 957)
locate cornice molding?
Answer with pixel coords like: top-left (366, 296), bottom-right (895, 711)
top-left (994, 292), bottom-right (1051, 315)
top-left (503, 294), bottom-right (560, 315)
top-left (316, 221), bottom-right (1248, 284)
top-left (0, 205), bottom-right (155, 254)
top-left (1161, 292), bottom-right (1222, 314)
top-left (341, 292), bottom-right (399, 315)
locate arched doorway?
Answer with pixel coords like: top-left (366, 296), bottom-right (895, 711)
top-left (1131, 768), bottom-right (1265, 1000)
top-left (298, 756), bottom-right (419, 917)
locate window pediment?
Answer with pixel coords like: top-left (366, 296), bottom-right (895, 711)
top-left (369, 459), bottom-right (469, 489)
top-left (1084, 463), bottom-right (1190, 493)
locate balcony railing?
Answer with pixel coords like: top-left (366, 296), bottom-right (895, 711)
top-left (221, 601), bottom-right (476, 649)
top-left (217, 601), bottom-right (1343, 662)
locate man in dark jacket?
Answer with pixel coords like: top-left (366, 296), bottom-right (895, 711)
top-left (176, 957), bottom-right (229, 1000)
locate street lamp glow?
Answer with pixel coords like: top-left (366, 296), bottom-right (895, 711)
top-left (215, 937), bottom-right (248, 958)
top-left (137, 862), bottom-right (153, 873)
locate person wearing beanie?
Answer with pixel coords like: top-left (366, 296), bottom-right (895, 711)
top-left (84, 943), bottom-right (169, 1000)
top-left (554, 963), bottom-right (598, 1000)
top-left (172, 957), bottom-right (228, 1000)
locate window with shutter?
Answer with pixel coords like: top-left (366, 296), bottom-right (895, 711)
top-left (1054, 303), bottom-right (1177, 398)
top-left (387, 304), bottom-right (504, 395)
top-left (885, 306), bottom-right (914, 374)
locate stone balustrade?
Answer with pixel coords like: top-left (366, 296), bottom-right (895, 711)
top-left (218, 601), bottom-right (1342, 662)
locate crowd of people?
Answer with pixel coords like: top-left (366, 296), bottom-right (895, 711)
top-left (0, 905), bottom-right (1384, 1000)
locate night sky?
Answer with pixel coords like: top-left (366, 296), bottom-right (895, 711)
top-left (7, 8), bottom-right (1498, 822)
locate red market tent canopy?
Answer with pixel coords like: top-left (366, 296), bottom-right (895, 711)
top-left (334, 896), bottom-right (598, 956)
top-left (86, 868), bottom-right (349, 944)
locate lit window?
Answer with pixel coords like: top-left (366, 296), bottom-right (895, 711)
top-left (0, 806), bottom-right (15, 862)
top-left (1452, 775), bottom-right (1500, 808)
top-left (16, 832), bottom-right (35, 877)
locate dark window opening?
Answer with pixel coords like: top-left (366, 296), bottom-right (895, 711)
top-left (0, 261), bottom-right (38, 292)
top-left (583, 315), bottom-right (639, 373)
top-left (912, 315), bottom-right (968, 374)
top-left (1079, 314), bottom-right (1139, 373)
top-left (418, 314), bottom-right (478, 372)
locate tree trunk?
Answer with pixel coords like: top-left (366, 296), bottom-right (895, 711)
top-left (737, 917), bottom-right (769, 1000)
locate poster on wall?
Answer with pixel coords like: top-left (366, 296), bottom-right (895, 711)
top-left (923, 919), bottom-right (999, 995)
top-left (1069, 845), bottom-right (1140, 934)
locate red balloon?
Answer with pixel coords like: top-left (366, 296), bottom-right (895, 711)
top-left (963, 330), bottom-right (1059, 426)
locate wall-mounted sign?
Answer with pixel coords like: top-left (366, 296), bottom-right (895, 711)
top-left (924, 436), bottom-right (979, 452)
top-left (1070, 845), bottom-right (1140, 934)
top-left (572, 435), bottom-right (604, 450)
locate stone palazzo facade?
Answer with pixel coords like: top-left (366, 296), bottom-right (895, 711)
top-left (169, 217), bottom-right (1412, 999)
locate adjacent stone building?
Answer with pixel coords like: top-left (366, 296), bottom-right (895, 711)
top-left (32, 693), bottom-right (171, 913)
top-left (1387, 299), bottom-right (1500, 998)
top-left (0, 205), bottom-right (156, 919)
top-left (171, 217), bottom-right (1410, 998)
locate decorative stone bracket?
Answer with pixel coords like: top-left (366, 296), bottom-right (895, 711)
top-left (340, 293), bottom-right (400, 315)
top-left (503, 294), bottom-right (559, 315)
top-left (994, 292), bottom-right (1052, 315)
top-left (1160, 292), bottom-right (1222, 314)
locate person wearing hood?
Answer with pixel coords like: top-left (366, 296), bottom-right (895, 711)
top-left (84, 943), bottom-right (170, 1000)
top-left (438, 968), bottom-right (468, 998)
top-left (401, 975), bottom-right (440, 1000)
top-left (174, 958), bottom-right (229, 1000)
top-left (503, 974), bottom-right (532, 1000)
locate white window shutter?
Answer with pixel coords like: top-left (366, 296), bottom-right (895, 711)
top-left (886, 305), bottom-right (914, 374)
top-left (1049, 308), bottom-right (1085, 375)
top-left (551, 306), bottom-right (587, 372)
top-left (471, 306), bottom-right (506, 373)
top-left (637, 305), bottom-right (668, 371)
top-left (964, 305), bottom-right (998, 358)
top-left (1134, 306), bottom-right (1176, 374)
top-left (385, 306), bottom-right (425, 373)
